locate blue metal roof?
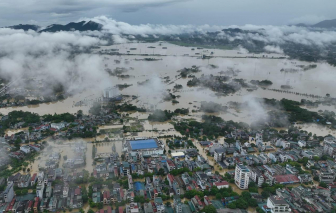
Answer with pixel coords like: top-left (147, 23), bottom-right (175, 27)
top-left (134, 182), bottom-right (145, 191)
top-left (130, 139), bottom-right (158, 150)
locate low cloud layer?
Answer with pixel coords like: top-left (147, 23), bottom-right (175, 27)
top-left (79, 16), bottom-right (336, 49)
top-left (0, 29), bottom-right (113, 97)
top-left (264, 45), bottom-right (284, 54)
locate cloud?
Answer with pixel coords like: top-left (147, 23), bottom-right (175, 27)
top-left (0, 29), bottom-right (113, 97)
top-left (50, 12), bottom-right (72, 17)
top-left (236, 45), bottom-right (249, 54)
top-left (87, 16), bottom-right (223, 35)
top-left (264, 45), bottom-right (284, 54)
top-left (216, 24), bottom-right (336, 47)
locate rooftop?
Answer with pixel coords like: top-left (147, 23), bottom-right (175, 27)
top-left (128, 138), bottom-right (159, 150)
top-left (269, 195), bottom-right (288, 205)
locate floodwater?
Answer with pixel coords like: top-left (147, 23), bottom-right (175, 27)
top-left (296, 123), bottom-right (336, 137)
top-left (0, 90), bottom-right (100, 115)
top-left (1, 42), bottom-right (335, 120)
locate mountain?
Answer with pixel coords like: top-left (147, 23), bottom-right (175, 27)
top-left (312, 19), bottom-right (336, 29)
top-left (294, 23), bottom-right (308, 27)
top-left (40, 21), bottom-right (102, 32)
top-left (4, 24), bottom-right (40, 31)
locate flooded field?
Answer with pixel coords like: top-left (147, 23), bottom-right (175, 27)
top-left (1, 42), bottom-right (335, 127)
top-left (296, 123), bottom-right (336, 137)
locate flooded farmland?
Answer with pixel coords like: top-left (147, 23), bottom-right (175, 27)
top-left (2, 42), bottom-right (336, 126)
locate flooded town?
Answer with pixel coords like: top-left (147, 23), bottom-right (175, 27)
top-left (2, 15), bottom-right (336, 213)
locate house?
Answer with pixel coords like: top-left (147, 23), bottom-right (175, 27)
top-left (20, 145), bottom-right (31, 154)
top-left (31, 173), bottom-right (37, 186)
top-left (166, 160), bottom-right (176, 172)
top-left (33, 197), bottom-right (39, 213)
top-left (2, 183), bottom-right (14, 203)
top-left (144, 202), bottom-right (154, 213)
top-left (214, 148), bottom-right (226, 162)
top-left (275, 139), bottom-right (290, 149)
top-left (126, 203), bottom-right (139, 213)
top-left (103, 191), bottom-right (111, 204)
top-left (298, 174), bottom-right (313, 183)
top-left (92, 192), bottom-right (101, 203)
top-left (48, 197), bottom-right (57, 211)
top-left (266, 195), bottom-right (290, 213)
top-left (0, 177), bottom-right (5, 186)
top-left (50, 122), bottom-right (66, 130)
top-left (167, 174), bottom-right (174, 187)
top-left (274, 174), bottom-right (300, 185)
top-left (7, 173), bottom-right (21, 186)
top-left (154, 197), bottom-right (165, 213)
top-left (191, 195), bottom-right (204, 211)
top-left (298, 140), bottom-right (306, 147)
top-left (214, 181), bottom-right (229, 189)
top-left (324, 139), bottom-right (336, 159)
top-left (18, 174), bottom-right (31, 188)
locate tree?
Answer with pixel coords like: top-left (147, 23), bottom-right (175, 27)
top-left (313, 156), bottom-right (320, 161)
top-left (248, 198), bottom-right (258, 207)
top-left (241, 191), bottom-right (251, 199)
top-left (261, 191), bottom-right (270, 198)
top-left (157, 168), bottom-right (165, 176)
top-left (228, 202), bottom-right (236, 209)
top-left (319, 182), bottom-right (327, 188)
top-left (215, 193), bottom-right (222, 200)
top-left (236, 198), bottom-right (248, 209)
top-left (203, 205), bottom-right (217, 213)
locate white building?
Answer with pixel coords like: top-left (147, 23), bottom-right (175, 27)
top-left (20, 145), bottom-right (31, 154)
top-left (267, 195), bottom-right (290, 213)
top-left (298, 140), bottom-right (306, 148)
top-left (214, 148), bottom-right (225, 162)
top-left (234, 163), bottom-right (250, 189)
top-left (275, 139), bottom-right (290, 149)
top-left (126, 202), bottom-right (140, 213)
top-left (214, 181), bottom-right (229, 189)
top-left (3, 183), bottom-right (15, 203)
top-left (103, 87), bottom-right (119, 99)
top-left (50, 122), bottom-right (66, 130)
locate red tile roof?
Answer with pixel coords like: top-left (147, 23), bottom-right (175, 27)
top-left (274, 174), bottom-right (299, 184)
top-left (214, 181), bottom-right (229, 186)
top-left (31, 173), bottom-right (37, 181)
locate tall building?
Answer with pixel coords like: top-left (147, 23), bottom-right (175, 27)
top-left (234, 163), bottom-right (250, 189)
top-left (267, 195), bottom-right (290, 213)
top-left (3, 183), bottom-right (14, 203)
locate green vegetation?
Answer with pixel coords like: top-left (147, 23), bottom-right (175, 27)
top-left (174, 115), bottom-right (248, 139)
top-left (280, 99), bottom-right (323, 123)
top-left (174, 84), bottom-right (183, 89)
top-left (148, 110), bottom-right (175, 122)
top-left (250, 79), bottom-right (273, 86)
top-left (43, 113), bottom-right (76, 123)
top-left (226, 191), bottom-right (258, 209)
top-left (174, 108), bottom-right (189, 115)
top-left (115, 103), bottom-right (146, 112)
top-left (202, 205), bottom-right (217, 213)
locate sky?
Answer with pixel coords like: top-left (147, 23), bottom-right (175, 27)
top-left (0, 0), bottom-right (335, 27)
